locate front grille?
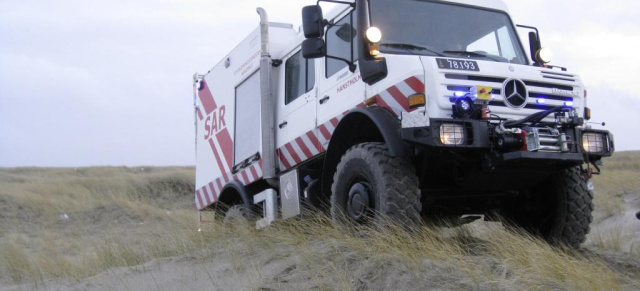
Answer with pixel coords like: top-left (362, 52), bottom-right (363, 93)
top-left (441, 72), bottom-right (578, 116)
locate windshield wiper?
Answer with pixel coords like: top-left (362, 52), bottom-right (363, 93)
top-left (442, 50), bottom-right (505, 62)
top-left (380, 41), bottom-right (445, 57)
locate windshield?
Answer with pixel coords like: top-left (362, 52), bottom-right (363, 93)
top-left (370, 0), bottom-right (528, 65)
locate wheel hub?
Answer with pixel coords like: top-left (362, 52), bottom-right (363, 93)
top-left (347, 182), bottom-right (371, 221)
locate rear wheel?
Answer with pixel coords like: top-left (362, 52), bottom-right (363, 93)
top-left (223, 204), bottom-right (251, 224)
top-left (505, 167), bottom-right (593, 248)
top-left (330, 143), bottom-right (422, 228)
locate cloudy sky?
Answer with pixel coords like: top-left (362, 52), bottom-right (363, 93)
top-left (1, 0), bottom-right (638, 167)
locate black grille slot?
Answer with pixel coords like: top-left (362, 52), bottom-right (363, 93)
top-left (445, 74), bottom-right (505, 83)
top-left (543, 75), bottom-right (575, 82)
top-left (541, 71), bottom-right (575, 78)
top-left (523, 80), bottom-right (573, 91)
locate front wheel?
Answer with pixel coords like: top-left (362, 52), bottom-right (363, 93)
top-left (505, 167), bottom-right (593, 248)
top-left (330, 143), bottom-right (422, 228)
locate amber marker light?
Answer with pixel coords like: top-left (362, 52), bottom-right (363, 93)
top-left (369, 44), bottom-right (380, 56)
top-left (408, 93), bottom-right (426, 109)
top-left (364, 96), bottom-right (377, 106)
top-left (585, 107), bottom-right (591, 120)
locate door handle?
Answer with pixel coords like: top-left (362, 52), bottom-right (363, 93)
top-left (319, 96), bottom-right (330, 105)
top-left (278, 121), bottom-right (288, 129)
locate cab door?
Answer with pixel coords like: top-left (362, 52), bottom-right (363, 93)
top-left (275, 48), bottom-right (318, 170)
top-left (316, 9), bottom-right (365, 148)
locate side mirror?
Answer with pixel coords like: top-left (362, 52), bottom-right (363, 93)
top-left (528, 31), bottom-right (541, 64)
top-left (302, 38), bottom-right (326, 59)
top-left (302, 5), bottom-right (325, 38)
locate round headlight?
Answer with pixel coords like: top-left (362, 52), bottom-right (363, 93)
top-left (454, 97), bottom-right (474, 117)
top-left (536, 47), bottom-right (553, 64)
top-left (365, 27), bottom-right (382, 43)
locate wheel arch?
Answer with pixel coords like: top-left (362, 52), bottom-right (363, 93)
top-left (217, 180), bottom-right (252, 211)
top-left (320, 107), bottom-right (411, 200)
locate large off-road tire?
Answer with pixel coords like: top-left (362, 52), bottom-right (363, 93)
top-left (506, 167), bottom-right (593, 248)
top-left (223, 204), bottom-right (251, 224)
top-left (330, 142), bottom-right (422, 228)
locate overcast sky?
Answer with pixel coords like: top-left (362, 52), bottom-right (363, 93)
top-left (1, 0), bottom-right (638, 167)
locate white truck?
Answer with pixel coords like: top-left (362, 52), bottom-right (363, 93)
top-left (193, 0), bottom-right (614, 247)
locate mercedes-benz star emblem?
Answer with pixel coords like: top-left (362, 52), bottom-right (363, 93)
top-left (502, 78), bottom-right (528, 109)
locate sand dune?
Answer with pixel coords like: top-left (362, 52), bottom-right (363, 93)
top-left (1, 153), bottom-right (639, 290)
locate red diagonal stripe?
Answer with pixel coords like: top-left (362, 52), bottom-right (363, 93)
top-left (196, 190), bottom-right (205, 210)
top-left (405, 76), bottom-right (425, 93)
top-left (318, 125), bottom-right (331, 140)
top-left (306, 131), bottom-right (324, 153)
top-left (202, 186), bottom-right (212, 205)
top-left (197, 108), bottom-right (204, 120)
top-left (249, 165), bottom-right (259, 181)
top-left (278, 149), bottom-right (292, 169)
top-left (285, 143), bottom-right (302, 165)
top-left (216, 179), bottom-right (223, 193)
top-left (388, 86), bottom-right (410, 111)
top-left (330, 118), bottom-right (339, 127)
top-left (198, 80), bottom-right (218, 115)
top-left (208, 182), bottom-right (218, 201)
top-left (215, 128), bottom-right (234, 171)
top-left (375, 95), bottom-right (399, 117)
top-left (208, 139), bottom-right (229, 182)
top-left (241, 170), bottom-right (250, 185)
top-left (295, 137), bottom-right (313, 159)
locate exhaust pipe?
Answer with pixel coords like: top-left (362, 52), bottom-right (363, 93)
top-left (257, 8), bottom-right (278, 187)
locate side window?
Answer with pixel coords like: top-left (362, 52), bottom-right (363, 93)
top-left (285, 50), bottom-right (315, 105)
top-left (325, 11), bottom-right (358, 78)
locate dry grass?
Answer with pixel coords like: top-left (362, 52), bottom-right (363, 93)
top-left (590, 151), bottom-right (640, 222)
top-left (0, 153), bottom-right (639, 290)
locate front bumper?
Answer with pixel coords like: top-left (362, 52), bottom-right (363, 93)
top-left (401, 118), bottom-right (615, 164)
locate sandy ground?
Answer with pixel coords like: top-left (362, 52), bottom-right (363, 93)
top-left (1, 165), bottom-right (638, 291)
top-left (2, 240), bottom-right (480, 291)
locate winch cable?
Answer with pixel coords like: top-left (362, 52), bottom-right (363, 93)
top-left (503, 106), bottom-right (567, 128)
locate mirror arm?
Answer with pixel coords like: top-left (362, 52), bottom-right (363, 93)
top-left (316, 0), bottom-right (356, 7)
top-left (325, 55), bottom-right (357, 72)
top-left (516, 25), bottom-right (540, 38)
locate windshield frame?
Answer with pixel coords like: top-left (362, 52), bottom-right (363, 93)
top-left (367, 0), bottom-right (530, 65)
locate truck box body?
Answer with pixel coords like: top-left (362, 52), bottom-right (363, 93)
top-left (194, 23), bottom-right (297, 210)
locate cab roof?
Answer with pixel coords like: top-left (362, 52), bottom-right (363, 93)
top-left (323, 0), bottom-right (509, 21)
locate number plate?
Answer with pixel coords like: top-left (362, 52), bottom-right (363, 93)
top-left (436, 58), bottom-right (479, 71)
